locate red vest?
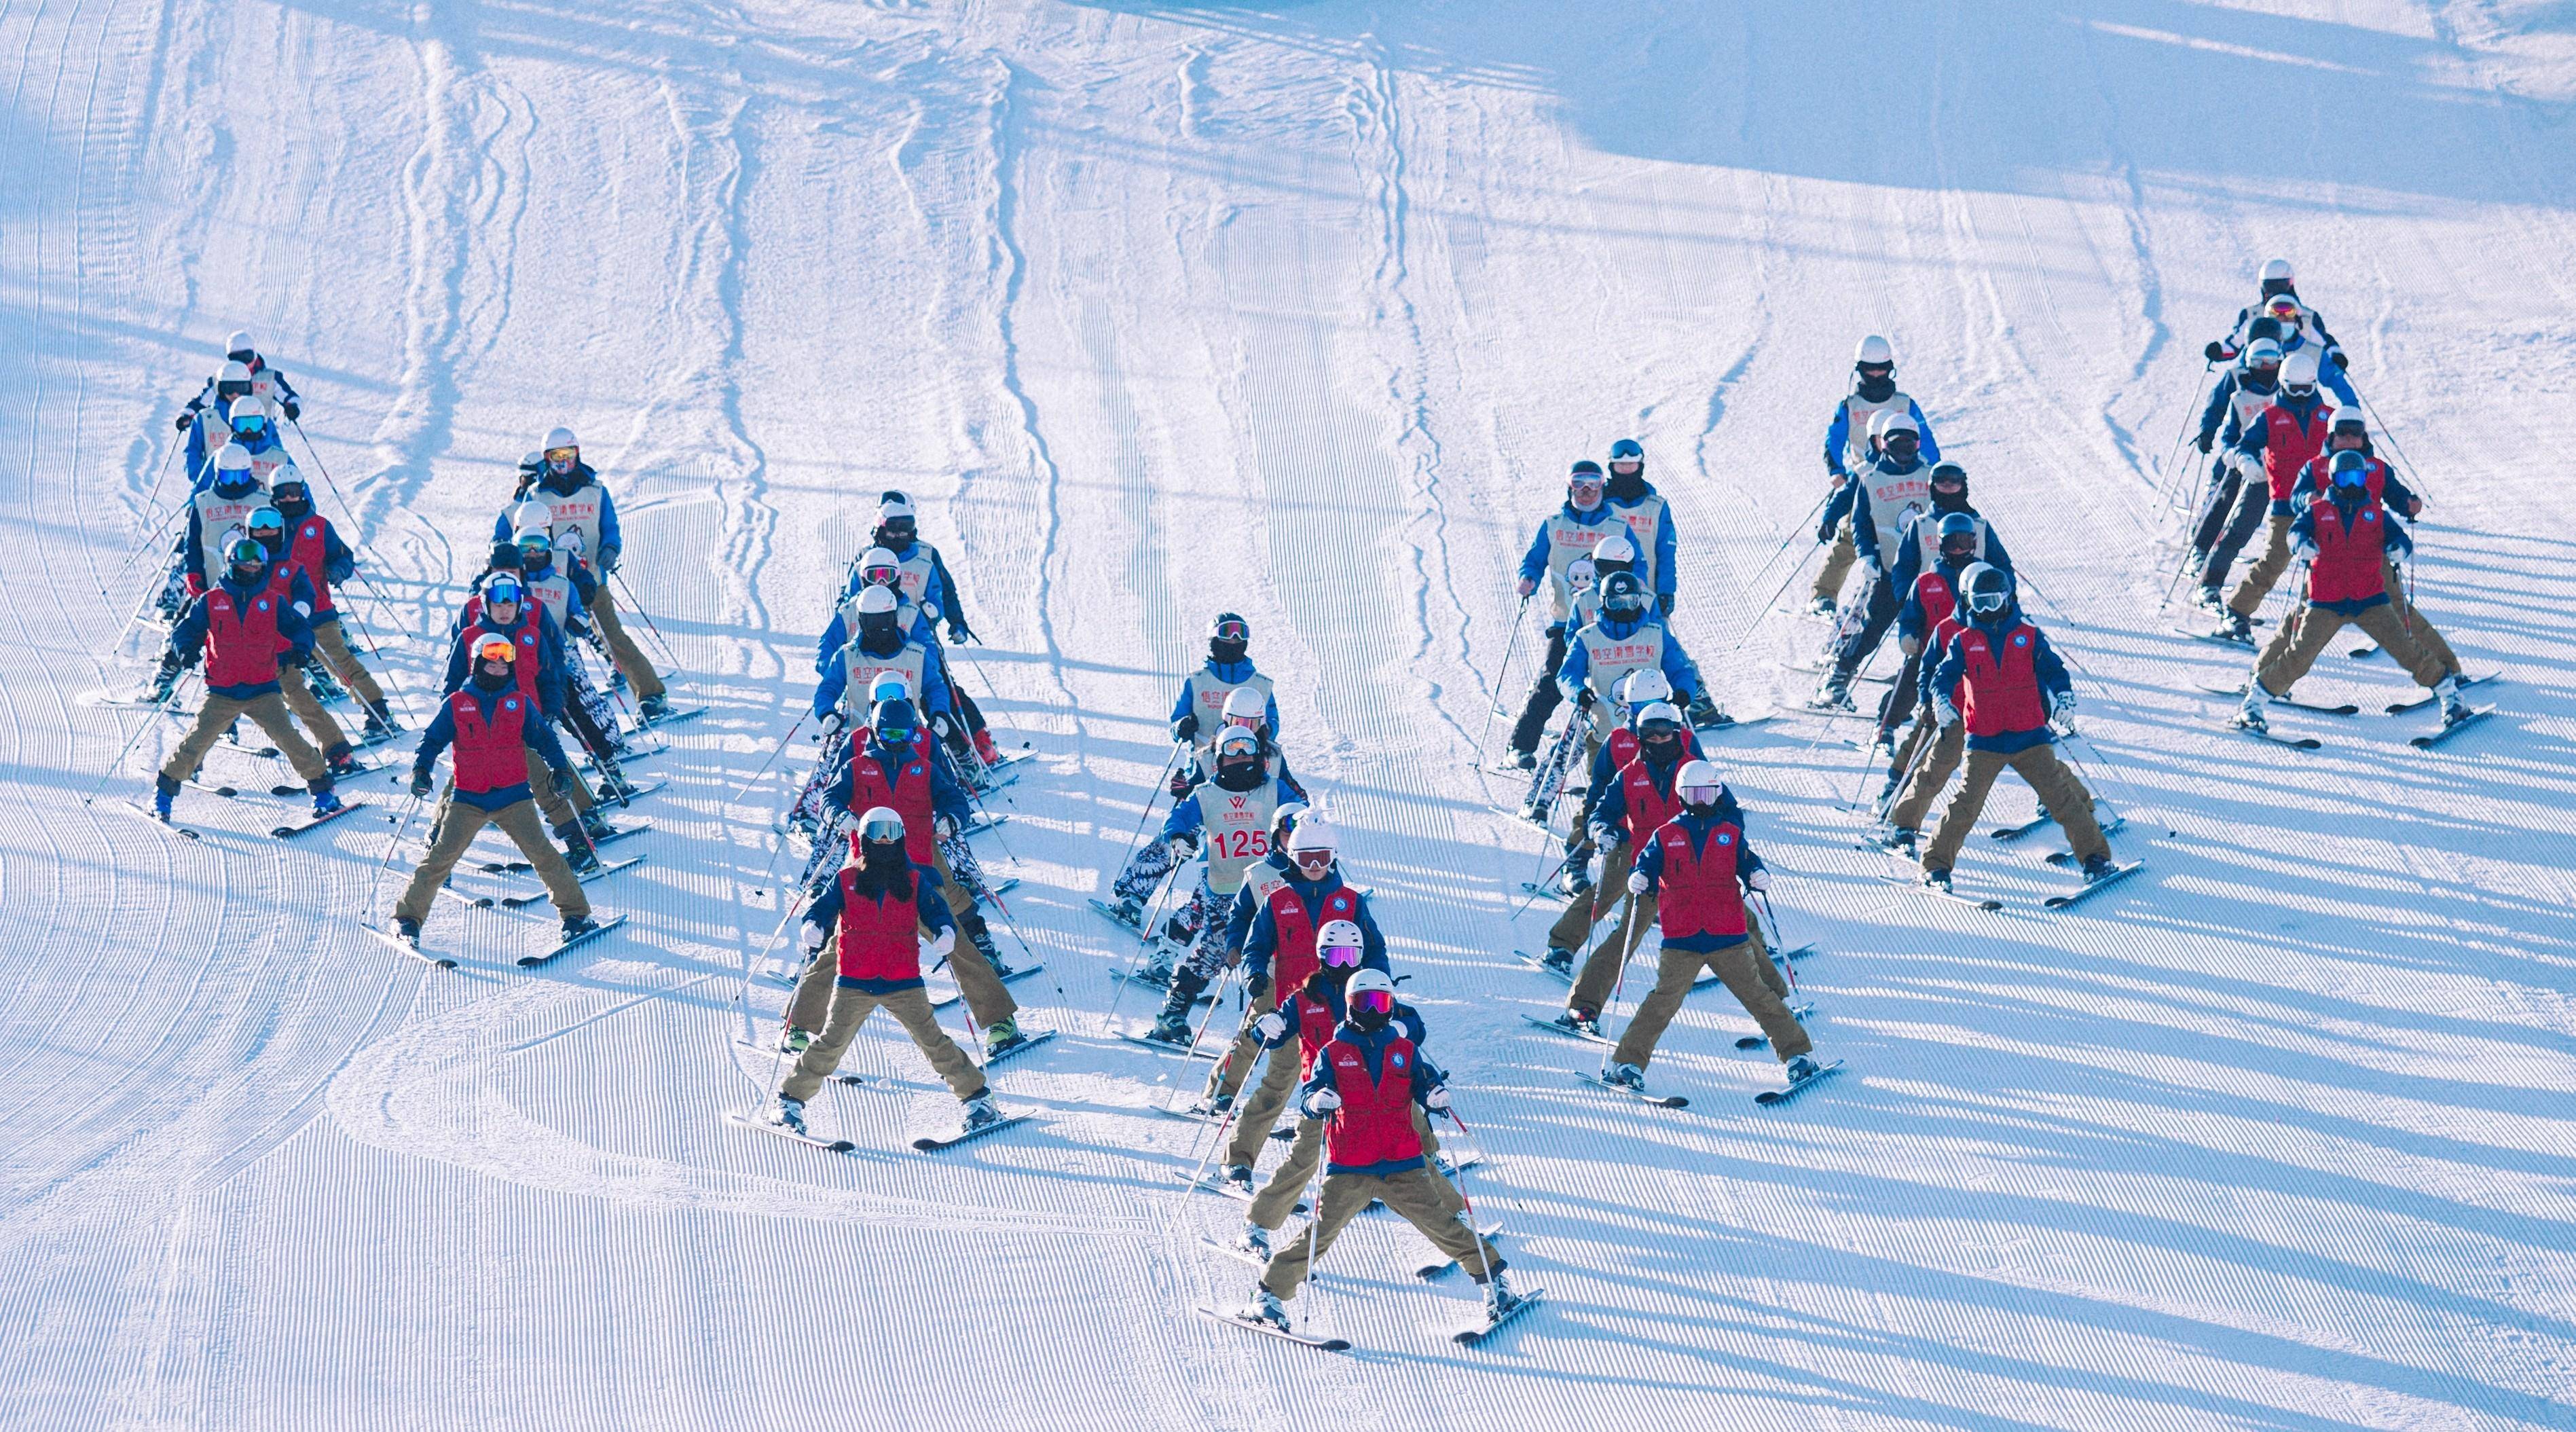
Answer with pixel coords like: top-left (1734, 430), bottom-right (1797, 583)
top-left (2305, 493), bottom-right (2391, 605)
top-left (1651, 818), bottom-right (1749, 940)
top-left (847, 731), bottom-right (936, 862)
top-left (457, 618), bottom-right (542, 700)
top-left (1264, 883), bottom-right (1360, 997)
top-left (447, 689), bottom-right (532, 794)
top-left (1285, 991), bottom-right (1342, 1078)
top-left (1617, 757), bottom-right (1686, 845)
top-left (1927, 614), bottom-right (1967, 712)
top-left (2296, 454), bottom-right (2387, 504)
top-left (834, 864), bottom-right (927, 983)
top-left (1319, 1034), bottom-right (1425, 1168)
top-left (1913, 569), bottom-right (1959, 631)
top-left (287, 517), bottom-right (337, 614)
top-left (202, 574), bottom-right (291, 687)
top-left (1956, 623), bottom-right (2046, 738)
top-left (2260, 403), bottom-right (2332, 501)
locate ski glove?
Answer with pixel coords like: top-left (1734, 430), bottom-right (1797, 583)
top-left (1301, 1087), bottom-right (1343, 1116)
top-left (174, 412), bottom-right (194, 431)
top-left (1168, 768), bottom-right (1195, 799)
top-left (2204, 340), bottom-right (2231, 362)
top-left (1746, 868), bottom-right (1770, 893)
top-left (2194, 432), bottom-right (2214, 454)
top-left (931, 715), bottom-right (951, 738)
top-left (1932, 698), bottom-right (1960, 727)
top-left (935, 814), bottom-right (959, 841)
top-left (1815, 517), bottom-right (1836, 545)
top-left (1574, 688), bottom-right (1597, 710)
top-left (1516, 576), bottom-right (1539, 599)
top-left (2050, 691), bottom-right (2078, 718)
top-left (1626, 870), bottom-right (1650, 896)
top-left (409, 769), bottom-right (434, 798)
top-left (282, 400), bottom-right (301, 422)
top-left (1166, 834), bottom-right (1196, 860)
top-left (2331, 350), bottom-right (2349, 370)
top-left (1424, 1086), bottom-right (1452, 1112)
top-left (1253, 1012), bottom-right (1289, 1044)
top-left (922, 927), bottom-right (955, 960)
top-left (1171, 713), bottom-right (1198, 743)
top-left (817, 711), bottom-right (845, 739)
top-left (1657, 594), bottom-right (1675, 617)
top-left (595, 547), bottom-right (619, 574)
top-left (946, 619), bottom-right (974, 644)
top-left (549, 767), bottom-right (576, 792)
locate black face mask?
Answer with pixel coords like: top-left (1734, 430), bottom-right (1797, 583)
top-left (1683, 796), bottom-right (1721, 817)
top-left (228, 562), bottom-right (265, 587)
top-left (472, 663), bottom-right (515, 691)
top-left (1591, 560), bottom-right (1634, 583)
top-left (274, 493), bottom-right (312, 520)
top-left (1640, 733), bottom-right (1682, 765)
top-left (858, 611), bottom-right (900, 654)
top-left (1604, 469), bottom-right (1647, 502)
top-left (1940, 540), bottom-right (1976, 566)
top-left (1855, 371), bottom-right (1897, 403)
top-left (1349, 1002), bottom-right (1392, 1034)
top-left (519, 551), bottom-right (551, 574)
top-left (254, 532), bottom-right (285, 559)
top-left (1304, 963), bottom-right (1353, 1003)
top-left (851, 840), bottom-right (908, 897)
top-left (2260, 278), bottom-right (2296, 300)
top-left (1209, 638), bottom-right (1247, 665)
top-left (1931, 485), bottom-right (1969, 512)
top-left (1883, 437), bottom-right (1920, 466)
top-left (877, 523), bottom-right (915, 549)
top-left (1213, 756), bottom-right (1264, 792)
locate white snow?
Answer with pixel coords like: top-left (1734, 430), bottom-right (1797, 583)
top-left (4, 1), bottom-right (2575, 1427)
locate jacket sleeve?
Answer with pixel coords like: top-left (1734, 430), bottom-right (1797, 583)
top-left (1886, 519), bottom-right (1923, 593)
top-left (1354, 895), bottom-right (1390, 972)
top-left (523, 711), bottom-right (572, 773)
top-left (815, 610), bottom-right (846, 674)
top-left (1931, 640), bottom-right (1969, 717)
top-left (1909, 401), bottom-right (1940, 464)
top-left (919, 644), bottom-right (955, 716)
top-left (411, 702), bottom-right (458, 776)
top-left (1850, 484), bottom-right (1880, 562)
top-left (1518, 519), bottom-right (1554, 584)
top-left (919, 562), bottom-right (949, 625)
top-left (1895, 581), bottom-right (1927, 644)
top-left (925, 745), bottom-right (972, 822)
top-left (1735, 830), bottom-right (1766, 882)
top-left (2322, 364), bottom-right (2358, 407)
top-left (1575, 740), bottom-right (1619, 828)
top-left (2029, 630), bottom-right (2073, 702)
top-left (1272, 756), bottom-right (1307, 804)
top-left (1555, 637), bottom-right (1591, 700)
top-left (803, 878), bottom-right (843, 942)
top-left (537, 610), bottom-right (570, 716)
top-left (323, 524), bottom-right (356, 584)
top-left (1822, 403), bottom-right (1851, 475)
top-left (1819, 479), bottom-right (1856, 528)
top-left (1169, 680), bottom-right (1197, 726)
top-left (2287, 502), bottom-right (2317, 553)
top-left (595, 490), bottom-right (621, 556)
top-left (440, 631), bottom-right (468, 696)
top-left (275, 599), bottom-right (316, 662)
top-left (1243, 903), bottom-right (1279, 987)
top-left (810, 652), bottom-right (847, 721)
top-left (1632, 829), bottom-right (1665, 892)
top-left (183, 507), bottom-right (209, 584)
top-left (167, 597), bottom-right (210, 666)
top-left (1657, 630), bottom-right (1700, 701)
top-left (930, 547), bottom-right (967, 629)
top-left (1651, 507), bottom-right (1678, 598)
top-left (1156, 792), bottom-right (1206, 843)
top-left (1224, 883), bottom-right (1262, 953)
top-left (913, 867), bottom-right (957, 940)
top-left (2196, 375), bottom-right (2235, 443)
top-left (1589, 776), bottom-right (1629, 845)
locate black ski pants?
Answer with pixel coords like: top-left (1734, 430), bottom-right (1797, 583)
top-left (2201, 480), bottom-right (2270, 596)
top-left (2190, 461), bottom-right (2241, 558)
top-left (1508, 626), bottom-right (1570, 754)
top-left (1828, 568), bottom-right (1901, 681)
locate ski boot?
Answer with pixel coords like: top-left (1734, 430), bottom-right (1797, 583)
top-left (1810, 676), bottom-right (1856, 713)
top-left (1141, 1008), bottom-right (1194, 1046)
top-left (387, 915), bottom-right (423, 944)
top-left (968, 923), bottom-right (1014, 978)
top-left (304, 656), bottom-right (350, 704)
top-left (960, 1092), bottom-right (1003, 1133)
top-left (982, 1018), bottom-right (1029, 1058)
top-left (554, 822), bottom-right (603, 876)
top-left (145, 656), bottom-right (183, 705)
top-left (1563, 858), bottom-right (1593, 897)
top-left (1135, 950), bottom-right (1177, 987)
top-left (324, 743), bottom-right (363, 779)
top-left (2232, 684), bottom-right (2270, 733)
top-left (1147, 970), bottom-right (1208, 1043)
top-left (1233, 1222), bottom-right (1271, 1258)
top-left (1551, 1008), bottom-right (1601, 1039)
top-left (2435, 674), bottom-right (2469, 723)
top-left (972, 727), bottom-right (1001, 767)
top-left (579, 807), bottom-right (617, 842)
top-left (1509, 748), bottom-right (1537, 771)
top-left (1805, 595), bottom-right (1836, 617)
top-left (1879, 826), bottom-right (1918, 856)
top-left (778, 1026), bottom-right (813, 1055)
top-left (1602, 1062), bottom-right (1644, 1091)
top-left (2080, 853), bottom-right (2118, 882)
top-left (561, 913), bottom-right (603, 942)
top-left (1868, 726), bottom-right (1898, 761)
top-left (1221, 1162), bottom-right (1254, 1191)
top-left (311, 784), bottom-right (345, 818)
top-left (1539, 947), bottom-right (1575, 976)
top-left (1785, 1054), bottom-right (1824, 1084)
top-left (770, 1096), bottom-right (809, 1136)
top-left (152, 775), bottom-right (179, 821)
top-left (360, 704), bottom-right (399, 743)
top-left (2194, 583), bottom-right (2228, 614)
top-left (1685, 691), bottom-right (1727, 729)
top-left (1243, 1286), bottom-right (1291, 1330)
top-left (1919, 866), bottom-right (1954, 894)
top-left (1482, 1266), bottom-right (1524, 1319)
top-left (2215, 609), bottom-right (2253, 646)
top-left (1103, 894), bottom-right (1145, 928)
top-left (638, 693), bottom-right (671, 722)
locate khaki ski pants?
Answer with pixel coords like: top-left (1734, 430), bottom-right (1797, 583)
top-left (1921, 743), bottom-right (2109, 874)
top-left (2256, 601), bottom-right (2446, 695)
top-left (161, 691), bottom-right (327, 786)
top-left (278, 662), bottom-right (351, 758)
top-left (1250, 1105), bottom-right (1465, 1231)
top-left (781, 983), bottom-right (983, 1104)
top-left (1549, 840), bottom-right (1644, 967)
top-left (396, 796), bottom-right (587, 925)
top-left (1205, 984), bottom-right (1279, 1106)
top-left (2226, 513), bottom-right (2294, 618)
top-left (1260, 1167), bottom-right (1502, 1298)
top-left (311, 616), bottom-right (388, 714)
top-left (1612, 934), bottom-right (1810, 1069)
top-left (788, 846), bottom-right (1014, 1033)
top-left (1813, 523), bottom-right (1858, 606)
top-left (1890, 720), bottom-right (1966, 832)
top-left (2255, 566), bottom-right (2457, 682)
top-left (589, 583), bottom-right (665, 699)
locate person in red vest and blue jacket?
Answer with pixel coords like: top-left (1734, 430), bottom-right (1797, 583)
top-left (147, 536), bottom-right (340, 823)
top-left (1243, 967), bottom-right (1520, 1331)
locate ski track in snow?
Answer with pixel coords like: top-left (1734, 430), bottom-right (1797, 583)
top-left (3, 1), bottom-right (2576, 1427)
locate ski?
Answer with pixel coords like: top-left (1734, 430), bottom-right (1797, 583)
top-left (1513, 949), bottom-right (1575, 983)
top-left (497, 853), bottom-right (646, 908)
top-left (927, 961), bottom-right (1044, 1010)
top-left (2168, 626), bottom-right (2258, 650)
top-left (1153, 1093), bottom-right (1230, 1123)
top-left (1989, 811), bottom-right (2124, 843)
top-left (978, 1029), bottom-right (1058, 1068)
top-left (1771, 942), bottom-right (1818, 965)
top-left (1088, 898), bottom-right (1143, 932)
top-left (1521, 1012), bottom-right (1612, 1045)
top-left (2384, 674), bottom-right (2498, 715)
top-left (593, 776), bottom-right (664, 803)
top-left (970, 875), bottom-right (1021, 905)
top-left (723, 1110), bottom-right (857, 1154)
top-left (1452, 1287), bottom-right (1545, 1346)
top-left (1693, 712), bottom-right (1779, 733)
top-left (2195, 680), bottom-right (2356, 716)
top-left (475, 824), bottom-right (648, 872)
top-left (2348, 643), bottom-right (2380, 660)
top-left (182, 777), bottom-right (249, 800)
top-left (2224, 720), bottom-right (2323, 750)
top-left (962, 811), bottom-right (1010, 835)
top-left (1197, 1234), bottom-right (1276, 1272)
top-left (1412, 1224), bottom-right (1508, 1279)
top-left (1118, 1029), bottom-right (1220, 1060)
top-left (272, 801), bottom-right (368, 839)
top-left (627, 705), bottom-right (709, 732)
top-left (515, 913), bottom-right (628, 967)
top-left (368, 923), bottom-right (457, 969)
top-left (1754, 1059), bottom-right (1845, 1106)
top-left (2411, 706), bottom-right (2497, 750)
top-left (84, 689), bottom-right (193, 714)
top-left (1732, 1003), bottom-right (1817, 1050)
top-left (116, 799), bottom-right (203, 841)
top-left (1193, 1305), bottom-right (1349, 1353)
top-left (1782, 658), bottom-right (1894, 684)
top-left (910, 1112), bottom-right (1031, 1153)
top-left (1578, 1073), bottom-right (1687, 1108)
top-left (436, 882), bottom-right (494, 910)
top-left (2041, 861), bottom-right (2146, 910)
top-left (1170, 1167), bottom-right (1300, 1210)
top-left (1875, 872), bottom-right (2002, 911)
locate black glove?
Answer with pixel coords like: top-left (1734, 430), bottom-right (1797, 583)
top-left (1657, 593), bottom-right (1674, 617)
top-left (145, 659), bottom-right (181, 703)
top-left (1543, 622), bottom-right (1565, 640)
top-left (409, 769), bottom-right (433, 798)
top-left (548, 767), bottom-right (575, 792)
top-left (1245, 972), bottom-right (1270, 1005)
top-left (1575, 687), bottom-right (1597, 710)
top-left (1815, 517), bottom-right (1836, 545)
top-left (2331, 350), bottom-right (2349, 371)
top-left (282, 400), bottom-right (300, 422)
top-left (174, 412), bottom-right (194, 432)
top-left (1171, 713), bottom-right (1198, 743)
top-left (2203, 340), bottom-right (2229, 362)
top-left (1168, 768), bottom-right (1194, 799)
top-left (2194, 432), bottom-right (2213, 454)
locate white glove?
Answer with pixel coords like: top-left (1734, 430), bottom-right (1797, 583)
top-left (1423, 1086), bottom-right (1452, 1112)
top-left (932, 715), bottom-right (952, 737)
top-left (801, 923), bottom-right (829, 955)
top-left (1253, 1012), bottom-right (1288, 1043)
top-left (1167, 834), bottom-right (1197, 860)
top-left (1516, 576), bottom-right (1538, 599)
top-left (1932, 698), bottom-right (1960, 727)
top-left (817, 710), bottom-right (845, 739)
top-left (1746, 868), bottom-right (1770, 892)
top-left (2050, 690), bottom-right (2078, 718)
top-left (934, 813), bottom-right (959, 840)
top-left (1626, 870), bottom-right (1650, 896)
top-left (1302, 1087), bottom-right (1342, 1116)
top-left (921, 927), bottom-right (955, 960)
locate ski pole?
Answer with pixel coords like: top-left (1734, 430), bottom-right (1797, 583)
top-left (1595, 894), bottom-right (1652, 1076)
top-left (1115, 742), bottom-right (1186, 871)
top-left (1471, 594), bottom-right (1531, 756)
top-left (83, 682), bottom-right (188, 805)
top-left (1508, 847), bottom-right (1580, 921)
top-left (727, 712), bottom-right (808, 801)
top-left (1873, 718), bottom-right (1940, 824)
top-left (1295, 1159), bottom-right (1328, 1335)
top-left (949, 839), bottom-right (1076, 1011)
top-left (2355, 391), bottom-right (2437, 502)
top-left (370, 792), bottom-right (425, 908)
top-left (607, 569), bottom-right (684, 672)
top-left (285, 418), bottom-right (370, 526)
top-left (1104, 856), bottom-right (1190, 1024)
top-left (1750, 890), bottom-right (1798, 995)
top-left (751, 887), bottom-right (821, 1103)
top-left (1441, 1108), bottom-right (1501, 1290)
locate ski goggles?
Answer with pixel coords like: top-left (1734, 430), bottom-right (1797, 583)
top-left (858, 811), bottom-right (906, 844)
top-left (1679, 784), bottom-right (1722, 807)
top-left (1968, 589), bottom-right (2010, 614)
top-left (473, 635), bottom-right (518, 664)
top-left (484, 579), bottom-right (524, 605)
top-left (862, 564), bottom-right (900, 587)
top-left (1210, 617), bottom-right (1250, 644)
top-left (225, 538), bottom-right (268, 566)
top-left (1291, 849), bottom-right (1336, 876)
top-left (2265, 297), bottom-right (2300, 320)
top-left (1855, 362), bottom-right (1894, 380)
top-left (543, 445), bottom-right (578, 466)
top-left (515, 532), bottom-right (552, 553)
top-left (1350, 989), bottom-right (1394, 1016)
top-left (217, 380), bottom-right (253, 400)
top-left (1930, 464), bottom-right (1967, 490)
top-left (1566, 475), bottom-right (1604, 497)
top-left (230, 413), bottom-right (268, 433)
top-left (1607, 458), bottom-right (1642, 475)
top-left (1321, 941), bottom-right (1364, 969)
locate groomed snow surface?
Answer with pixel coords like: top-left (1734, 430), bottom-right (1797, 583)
top-left (5, 1), bottom-right (2575, 1427)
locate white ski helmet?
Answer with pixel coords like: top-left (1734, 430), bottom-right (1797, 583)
top-left (2329, 407), bottom-right (2366, 437)
top-left (1213, 725), bottom-right (1262, 760)
top-left (855, 584), bottom-right (899, 617)
top-left (215, 360), bottom-right (255, 398)
top-left (1220, 686), bottom-right (1266, 725)
top-left (542, 426), bottom-right (578, 453)
top-left (857, 546), bottom-right (902, 583)
top-left (1879, 407), bottom-right (1920, 439)
top-left (1618, 668), bottom-right (1674, 707)
top-left (2281, 348), bottom-right (2321, 390)
top-left (855, 805), bottom-right (905, 847)
top-left (1317, 919), bottom-right (1366, 966)
top-left (1344, 967), bottom-right (1397, 1002)
top-left (1636, 701), bottom-right (1685, 731)
top-left (1594, 531), bottom-right (1639, 566)
top-left (2245, 339), bottom-right (2284, 367)
top-left (877, 496), bottom-right (916, 524)
top-left (509, 499), bottom-right (552, 540)
top-left (1676, 758), bottom-right (1723, 806)
top-left (2260, 257), bottom-right (2294, 284)
top-left (867, 669), bottom-right (913, 704)
top-left (1271, 798), bottom-right (1307, 834)
top-left (213, 444), bottom-right (254, 477)
top-left (1287, 818), bottom-right (1337, 856)
top-left (223, 329), bottom-right (255, 356)
top-left (1854, 334), bottom-right (1895, 366)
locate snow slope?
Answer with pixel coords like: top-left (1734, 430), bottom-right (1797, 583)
top-left (5, 0), bottom-right (2576, 1426)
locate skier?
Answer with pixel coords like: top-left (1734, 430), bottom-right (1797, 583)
top-left (1813, 336), bottom-right (1940, 614)
top-left (1810, 414), bottom-right (1942, 711)
top-left (2186, 331), bottom-right (2284, 578)
top-left (2234, 452), bottom-right (2469, 731)
top-left (1218, 818), bottom-right (1391, 1190)
top-left (2254, 421), bottom-right (2461, 678)
top-left (1866, 494), bottom-right (2010, 752)
top-left (1230, 955), bottom-right (1469, 1256)
top-left (179, 329), bottom-right (301, 426)
top-left (1539, 666), bottom-right (1695, 908)
top-left (495, 428), bottom-right (671, 719)
top-left (270, 473), bottom-right (398, 741)
top-left (1169, 610), bottom-right (1278, 768)
top-left (1507, 461), bottom-right (1621, 766)
top-left (238, 505), bottom-right (367, 779)
top-left (767, 807), bottom-right (1001, 1140)
top-left (1602, 760), bottom-right (1820, 1092)
top-left (141, 536), bottom-right (342, 823)
top-left (1601, 439), bottom-right (1678, 615)
top-left (2207, 259), bottom-right (2347, 373)
top-left (1127, 727), bottom-right (1299, 1043)
top-left (1240, 970), bottom-right (1518, 1331)
top-left (390, 636), bottom-right (600, 944)
top-left (160, 444), bottom-right (268, 621)
top-left (435, 574), bottom-right (608, 873)
top-left (797, 696), bottom-right (1029, 1057)
top-left (816, 546), bottom-right (940, 666)
top-left (1543, 699), bottom-right (1699, 1032)
top-left (1183, 798), bottom-right (1308, 1115)
top-left (2197, 348), bottom-right (2333, 629)
top-left (1874, 542), bottom-right (1982, 849)
top-left (811, 586), bottom-right (955, 726)
top-left (1556, 572), bottom-right (1710, 752)
top-left (215, 397), bottom-right (293, 488)
top-left (1916, 567), bottom-right (2118, 889)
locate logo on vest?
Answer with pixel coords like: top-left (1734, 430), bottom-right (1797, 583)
top-left (255, 599), bottom-right (272, 612)
top-left (504, 697), bottom-right (519, 713)
top-left (2012, 633), bottom-right (2030, 648)
top-left (1717, 831), bottom-right (1734, 846)
top-left (1390, 1050), bottom-right (1408, 1071)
